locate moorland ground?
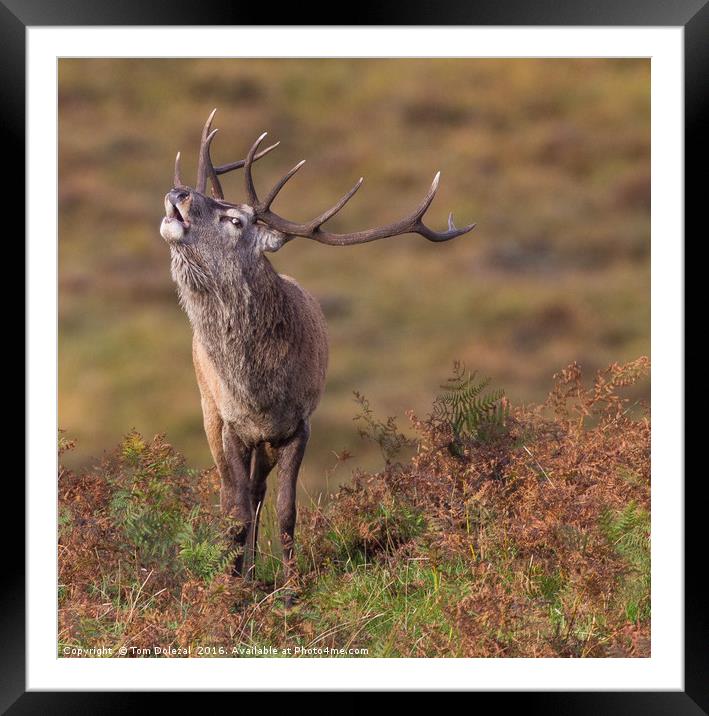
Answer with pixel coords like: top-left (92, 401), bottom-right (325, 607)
top-left (59, 359), bottom-right (650, 658)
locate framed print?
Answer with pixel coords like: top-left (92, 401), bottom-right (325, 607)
top-left (11, 0), bottom-right (698, 710)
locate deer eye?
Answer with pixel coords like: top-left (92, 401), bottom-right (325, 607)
top-left (221, 215), bottom-right (242, 227)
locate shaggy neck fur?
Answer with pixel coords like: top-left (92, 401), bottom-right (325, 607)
top-left (170, 243), bottom-right (299, 402)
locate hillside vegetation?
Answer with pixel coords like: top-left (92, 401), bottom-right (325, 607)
top-left (59, 359), bottom-right (650, 658)
top-left (58, 59), bottom-right (650, 487)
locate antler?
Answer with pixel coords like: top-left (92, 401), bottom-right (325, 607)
top-left (175, 109), bottom-right (280, 198)
top-left (226, 132), bottom-right (476, 246)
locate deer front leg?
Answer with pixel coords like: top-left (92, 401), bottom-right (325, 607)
top-left (276, 420), bottom-right (310, 607)
top-left (221, 423), bottom-right (254, 579)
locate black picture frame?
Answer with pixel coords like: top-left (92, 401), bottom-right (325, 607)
top-left (9, 1), bottom-right (697, 710)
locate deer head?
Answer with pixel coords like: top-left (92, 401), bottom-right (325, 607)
top-left (160, 108), bottom-right (476, 267)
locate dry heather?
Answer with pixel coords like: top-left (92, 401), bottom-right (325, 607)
top-left (58, 358), bottom-right (650, 658)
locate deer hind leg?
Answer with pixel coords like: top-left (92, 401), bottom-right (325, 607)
top-left (275, 420), bottom-right (310, 607)
top-left (249, 443), bottom-right (278, 575)
top-left (221, 422), bottom-right (254, 579)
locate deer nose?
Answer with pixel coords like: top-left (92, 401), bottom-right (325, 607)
top-left (168, 189), bottom-right (190, 206)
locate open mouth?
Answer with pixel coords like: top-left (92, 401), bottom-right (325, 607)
top-left (161, 191), bottom-right (192, 243)
top-left (164, 194), bottom-right (191, 229)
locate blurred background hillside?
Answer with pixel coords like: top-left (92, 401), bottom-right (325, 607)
top-left (58, 59), bottom-right (650, 492)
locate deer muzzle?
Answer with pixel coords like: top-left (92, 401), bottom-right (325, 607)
top-left (161, 190), bottom-right (192, 243)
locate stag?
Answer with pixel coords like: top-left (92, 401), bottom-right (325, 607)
top-left (160, 109), bottom-right (475, 603)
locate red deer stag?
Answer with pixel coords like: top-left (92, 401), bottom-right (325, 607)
top-left (160, 109), bottom-right (475, 605)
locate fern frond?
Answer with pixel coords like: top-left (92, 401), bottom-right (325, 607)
top-left (431, 363), bottom-right (509, 446)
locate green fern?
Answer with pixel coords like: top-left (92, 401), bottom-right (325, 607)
top-left (108, 437), bottom-right (234, 579)
top-left (600, 501), bottom-right (650, 622)
top-left (432, 362), bottom-right (509, 450)
top-left (109, 478), bottom-right (185, 565)
top-left (176, 507), bottom-right (236, 582)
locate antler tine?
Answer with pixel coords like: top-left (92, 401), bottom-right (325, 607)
top-left (417, 215), bottom-right (477, 242)
top-left (199, 128), bottom-right (223, 198)
top-left (214, 142), bottom-right (280, 175)
top-left (243, 132), bottom-right (268, 206)
top-left (195, 109), bottom-right (219, 195)
top-left (413, 172), bottom-right (441, 220)
top-left (400, 172), bottom-right (477, 242)
top-left (261, 160), bottom-right (306, 211)
top-left (306, 177), bottom-right (364, 231)
top-left (174, 152), bottom-right (184, 187)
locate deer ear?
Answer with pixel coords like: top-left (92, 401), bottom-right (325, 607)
top-left (258, 228), bottom-right (288, 253)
